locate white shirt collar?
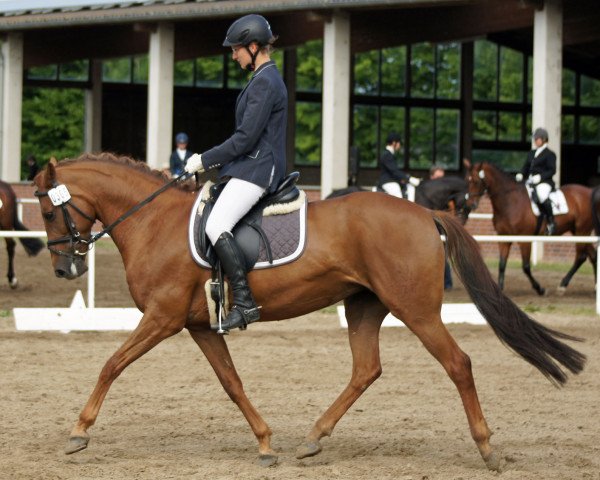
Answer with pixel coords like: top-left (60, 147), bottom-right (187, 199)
top-left (386, 145), bottom-right (395, 155)
top-left (534, 143), bottom-right (547, 158)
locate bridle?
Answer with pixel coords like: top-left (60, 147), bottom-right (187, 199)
top-left (465, 169), bottom-right (488, 207)
top-left (35, 183), bottom-right (95, 258)
top-left (35, 172), bottom-right (190, 259)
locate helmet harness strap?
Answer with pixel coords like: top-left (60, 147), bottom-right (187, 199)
top-left (244, 44), bottom-right (260, 72)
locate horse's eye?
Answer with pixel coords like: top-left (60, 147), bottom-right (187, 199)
top-left (43, 211), bottom-right (55, 221)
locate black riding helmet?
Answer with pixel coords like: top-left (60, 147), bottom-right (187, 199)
top-left (223, 14), bottom-right (275, 71)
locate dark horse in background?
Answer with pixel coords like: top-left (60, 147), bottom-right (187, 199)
top-left (464, 160), bottom-right (596, 295)
top-left (327, 175), bottom-right (470, 223)
top-left (31, 154), bottom-right (585, 472)
top-left (0, 179), bottom-right (44, 287)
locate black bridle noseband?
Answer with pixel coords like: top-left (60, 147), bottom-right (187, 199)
top-left (35, 172), bottom-right (190, 259)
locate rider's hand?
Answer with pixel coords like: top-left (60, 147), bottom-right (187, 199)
top-left (515, 173), bottom-right (523, 182)
top-left (528, 174), bottom-right (541, 185)
top-left (184, 154), bottom-right (205, 174)
top-left (408, 176), bottom-right (421, 187)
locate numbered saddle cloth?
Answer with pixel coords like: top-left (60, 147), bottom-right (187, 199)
top-left (188, 182), bottom-right (307, 270)
top-left (525, 185), bottom-right (569, 216)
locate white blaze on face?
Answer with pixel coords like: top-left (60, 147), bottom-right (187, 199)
top-left (0, 198), bottom-right (3, 209)
top-left (70, 262), bottom-right (78, 276)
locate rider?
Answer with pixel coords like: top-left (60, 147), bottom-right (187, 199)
top-left (516, 127), bottom-right (556, 235)
top-left (184, 14), bottom-right (288, 332)
top-left (169, 132), bottom-right (193, 177)
top-left (377, 132), bottom-right (420, 198)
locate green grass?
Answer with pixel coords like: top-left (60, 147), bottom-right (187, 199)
top-left (0, 310), bottom-right (10, 317)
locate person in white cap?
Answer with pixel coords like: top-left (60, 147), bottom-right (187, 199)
top-left (516, 128), bottom-right (556, 235)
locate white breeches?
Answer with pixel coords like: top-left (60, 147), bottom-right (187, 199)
top-left (381, 182), bottom-right (402, 197)
top-left (205, 178), bottom-right (267, 245)
top-left (534, 183), bottom-right (552, 203)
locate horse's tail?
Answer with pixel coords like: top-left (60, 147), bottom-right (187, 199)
top-left (13, 210), bottom-right (44, 257)
top-left (591, 186), bottom-right (600, 235)
top-left (432, 211), bottom-right (586, 386)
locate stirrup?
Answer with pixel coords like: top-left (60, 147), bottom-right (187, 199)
top-left (213, 305), bottom-right (261, 333)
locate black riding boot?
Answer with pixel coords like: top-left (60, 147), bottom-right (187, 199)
top-left (542, 199), bottom-right (556, 235)
top-left (212, 231), bottom-right (260, 332)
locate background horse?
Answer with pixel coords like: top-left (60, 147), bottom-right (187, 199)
top-left (33, 154), bottom-right (584, 471)
top-left (327, 176), bottom-right (470, 223)
top-left (0, 179), bottom-right (44, 287)
top-left (464, 160), bottom-right (595, 295)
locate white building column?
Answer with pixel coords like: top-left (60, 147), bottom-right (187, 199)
top-left (320, 11), bottom-right (350, 199)
top-left (84, 60), bottom-right (102, 153)
top-left (532, 0), bottom-right (562, 185)
top-left (146, 22), bottom-right (174, 169)
top-left (1, 33), bottom-right (23, 181)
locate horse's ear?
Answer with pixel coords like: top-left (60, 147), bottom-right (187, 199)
top-left (45, 157), bottom-right (58, 188)
top-left (462, 158), bottom-right (471, 169)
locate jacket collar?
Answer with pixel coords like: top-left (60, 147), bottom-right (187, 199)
top-left (252, 60), bottom-right (276, 79)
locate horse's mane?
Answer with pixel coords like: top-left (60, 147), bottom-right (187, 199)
top-left (58, 152), bottom-right (198, 191)
top-left (482, 161), bottom-right (517, 184)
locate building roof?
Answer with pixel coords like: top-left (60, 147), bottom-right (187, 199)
top-left (0, 0), bottom-right (474, 28)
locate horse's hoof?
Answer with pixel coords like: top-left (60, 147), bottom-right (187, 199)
top-left (257, 453), bottom-right (278, 467)
top-left (296, 440), bottom-right (322, 459)
top-left (65, 435), bottom-right (89, 455)
top-left (9, 278), bottom-right (18, 289)
top-left (556, 286), bottom-right (566, 296)
top-left (483, 451), bottom-right (502, 472)
top-left (537, 287), bottom-right (546, 296)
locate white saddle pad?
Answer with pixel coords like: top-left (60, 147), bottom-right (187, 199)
top-left (526, 186), bottom-right (569, 216)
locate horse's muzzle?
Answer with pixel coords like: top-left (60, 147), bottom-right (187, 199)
top-left (55, 256), bottom-right (88, 279)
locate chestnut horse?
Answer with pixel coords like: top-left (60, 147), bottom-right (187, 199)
top-left (0, 179), bottom-right (44, 287)
top-left (33, 154), bottom-right (585, 471)
top-left (464, 160), bottom-right (596, 295)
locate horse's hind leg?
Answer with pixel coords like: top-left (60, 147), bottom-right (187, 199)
top-left (6, 237), bottom-right (17, 288)
top-left (187, 329), bottom-right (277, 467)
top-left (296, 290), bottom-right (387, 459)
top-left (402, 312), bottom-right (499, 471)
top-left (518, 242), bottom-right (545, 295)
top-left (557, 243), bottom-right (589, 293)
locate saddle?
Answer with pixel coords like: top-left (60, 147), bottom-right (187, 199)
top-left (188, 172), bottom-right (307, 272)
top-left (188, 172), bottom-right (307, 328)
top-left (525, 185), bottom-right (569, 217)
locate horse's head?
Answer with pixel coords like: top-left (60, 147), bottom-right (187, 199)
top-left (463, 159), bottom-right (487, 211)
top-left (34, 158), bottom-right (96, 279)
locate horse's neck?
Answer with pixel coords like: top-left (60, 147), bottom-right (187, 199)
top-left (71, 165), bottom-right (166, 240)
top-left (486, 168), bottom-right (519, 213)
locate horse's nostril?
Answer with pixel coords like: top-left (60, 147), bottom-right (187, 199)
top-left (55, 269), bottom-right (66, 278)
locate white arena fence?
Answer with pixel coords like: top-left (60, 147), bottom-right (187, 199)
top-left (0, 231), bottom-right (600, 315)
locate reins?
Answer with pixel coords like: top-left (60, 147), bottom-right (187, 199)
top-left (87, 171), bottom-right (191, 243)
top-left (35, 171), bottom-right (191, 256)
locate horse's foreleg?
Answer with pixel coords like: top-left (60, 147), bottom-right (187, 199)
top-left (187, 329), bottom-right (277, 466)
top-left (518, 242), bottom-right (545, 295)
top-left (6, 237), bottom-right (17, 288)
top-left (557, 244), bottom-right (589, 292)
top-left (403, 313), bottom-right (499, 471)
top-left (66, 311), bottom-right (184, 455)
top-left (497, 242), bottom-right (510, 290)
top-left (296, 291), bottom-right (387, 460)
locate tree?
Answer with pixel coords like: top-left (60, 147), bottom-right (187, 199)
top-left (21, 87), bottom-right (84, 177)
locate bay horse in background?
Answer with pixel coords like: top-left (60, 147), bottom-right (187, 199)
top-left (33, 154), bottom-right (585, 471)
top-left (464, 160), bottom-right (595, 295)
top-left (327, 175), bottom-right (470, 223)
top-left (0, 179), bottom-right (44, 287)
